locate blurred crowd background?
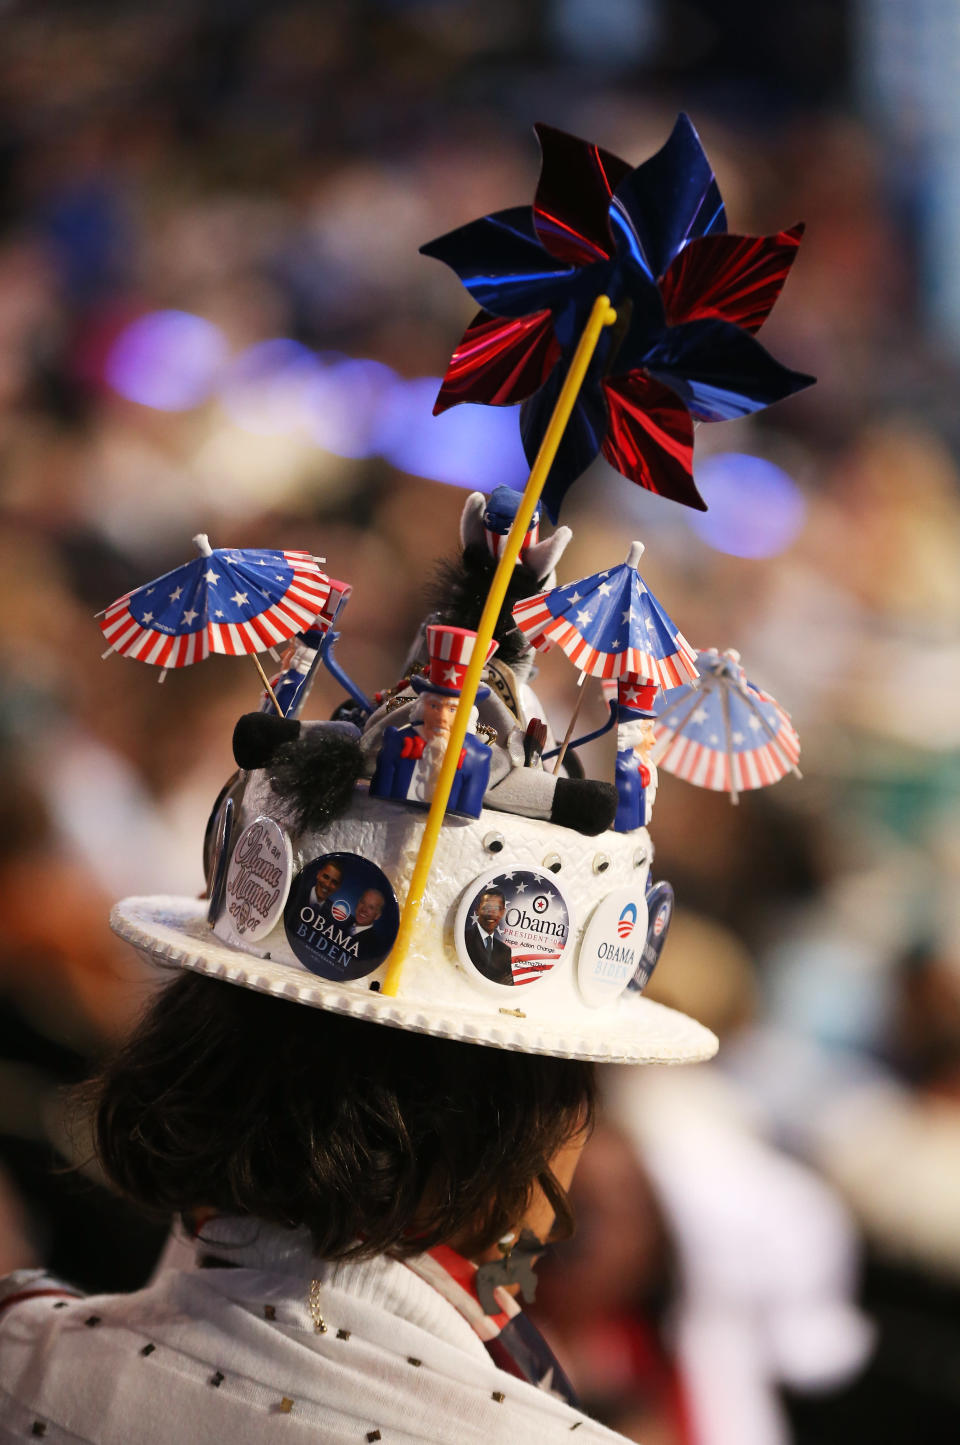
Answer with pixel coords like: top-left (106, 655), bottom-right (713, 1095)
top-left (1, 1), bottom-right (959, 1441)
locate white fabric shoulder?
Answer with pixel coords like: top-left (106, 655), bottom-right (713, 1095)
top-left (0, 1250), bottom-right (628, 1444)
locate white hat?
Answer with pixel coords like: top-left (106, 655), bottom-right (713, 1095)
top-left (112, 771), bottom-right (717, 1066)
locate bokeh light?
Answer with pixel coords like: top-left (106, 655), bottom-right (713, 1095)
top-left (377, 378), bottom-right (529, 491)
top-left (104, 310), bottom-right (228, 411)
top-left (309, 356), bottom-right (398, 459)
top-left (218, 339), bottom-right (324, 436)
top-left (687, 453), bottom-right (807, 558)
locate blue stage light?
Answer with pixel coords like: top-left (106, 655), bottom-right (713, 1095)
top-left (105, 310), bottom-right (227, 411)
top-left (688, 453), bottom-right (806, 558)
top-left (378, 379), bottom-right (529, 491)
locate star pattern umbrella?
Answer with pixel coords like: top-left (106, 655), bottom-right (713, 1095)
top-left (99, 534), bottom-right (330, 709)
top-left (652, 647), bottom-right (800, 803)
top-left (421, 115), bottom-right (813, 521)
top-left (512, 541), bottom-right (698, 688)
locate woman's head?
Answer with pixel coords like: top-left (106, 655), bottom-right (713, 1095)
top-left (93, 971), bottom-right (595, 1260)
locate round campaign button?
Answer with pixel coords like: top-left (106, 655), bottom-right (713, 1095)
top-left (577, 887), bottom-right (650, 1008)
top-left (284, 852), bottom-right (400, 982)
top-left (628, 880), bottom-right (674, 995)
top-left (206, 795), bottom-right (235, 926)
top-left (455, 867), bottom-right (575, 991)
top-left (222, 817), bottom-right (293, 944)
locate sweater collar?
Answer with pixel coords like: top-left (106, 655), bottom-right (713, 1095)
top-left (188, 1217), bottom-right (577, 1407)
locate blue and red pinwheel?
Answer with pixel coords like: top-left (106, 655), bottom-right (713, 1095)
top-left (421, 115), bottom-right (814, 521)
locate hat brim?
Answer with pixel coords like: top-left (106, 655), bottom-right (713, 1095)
top-left (113, 896), bottom-right (718, 1066)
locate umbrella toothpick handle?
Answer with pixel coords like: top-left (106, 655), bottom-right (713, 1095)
top-left (553, 676), bottom-right (589, 775)
top-left (252, 653), bottom-right (284, 717)
top-left (193, 533), bottom-right (213, 557)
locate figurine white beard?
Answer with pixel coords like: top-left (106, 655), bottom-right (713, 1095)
top-left (410, 733), bottom-right (448, 801)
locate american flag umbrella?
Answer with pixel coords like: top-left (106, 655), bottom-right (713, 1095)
top-left (99, 534), bottom-right (331, 715)
top-left (652, 647), bottom-right (800, 803)
top-left (512, 540), bottom-right (698, 687)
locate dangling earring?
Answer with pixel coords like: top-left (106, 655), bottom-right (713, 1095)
top-left (475, 1228), bottom-right (547, 1315)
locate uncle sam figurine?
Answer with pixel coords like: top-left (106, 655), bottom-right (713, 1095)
top-left (612, 675), bottom-right (660, 832)
top-left (370, 625), bottom-right (496, 819)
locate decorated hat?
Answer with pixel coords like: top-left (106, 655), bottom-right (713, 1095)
top-left (410, 624), bottom-right (498, 700)
top-left (111, 606), bottom-right (716, 1064)
top-left (106, 114), bottom-right (814, 1071)
top-left (113, 777), bottom-right (717, 1064)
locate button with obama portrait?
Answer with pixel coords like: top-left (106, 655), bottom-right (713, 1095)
top-left (284, 851), bottom-right (400, 982)
top-left (454, 866), bottom-right (575, 991)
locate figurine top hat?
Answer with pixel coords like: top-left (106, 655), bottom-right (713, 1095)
top-left (613, 675), bottom-right (659, 722)
top-left (482, 486), bottom-right (540, 560)
top-left (410, 624), bottom-right (497, 701)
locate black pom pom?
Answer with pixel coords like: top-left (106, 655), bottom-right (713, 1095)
top-left (267, 724), bottom-right (364, 833)
top-left (427, 542), bottom-right (542, 667)
top-left (550, 779), bottom-right (618, 837)
top-left (233, 713), bottom-right (301, 770)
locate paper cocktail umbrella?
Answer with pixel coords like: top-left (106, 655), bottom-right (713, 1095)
top-left (512, 540), bottom-right (698, 687)
top-left (99, 534), bottom-right (330, 715)
top-left (652, 647), bottom-right (800, 803)
top-left (512, 540), bottom-right (697, 770)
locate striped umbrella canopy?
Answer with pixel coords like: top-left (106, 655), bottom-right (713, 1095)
top-left (512, 540), bottom-right (698, 688)
top-left (652, 647), bottom-right (800, 803)
top-left (99, 534), bottom-right (330, 705)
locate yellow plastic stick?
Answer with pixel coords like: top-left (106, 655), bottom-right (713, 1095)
top-left (382, 293), bottom-right (617, 997)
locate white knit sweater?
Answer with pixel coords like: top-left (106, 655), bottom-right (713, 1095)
top-left (0, 1220), bottom-right (630, 1444)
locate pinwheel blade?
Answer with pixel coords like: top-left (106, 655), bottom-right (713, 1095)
top-left (432, 308), bottom-right (561, 413)
top-left (420, 206), bottom-right (577, 319)
top-left (601, 373), bottom-right (703, 509)
top-left (519, 358), bottom-right (609, 522)
top-left (659, 224), bottom-right (805, 335)
top-left (532, 123), bottom-right (630, 266)
top-left (608, 113), bottom-right (726, 284)
top-left (641, 318), bottom-right (816, 422)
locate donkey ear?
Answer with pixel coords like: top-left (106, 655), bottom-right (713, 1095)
top-left (524, 525), bottom-right (572, 587)
top-left (459, 491), bottom-right (488, 551)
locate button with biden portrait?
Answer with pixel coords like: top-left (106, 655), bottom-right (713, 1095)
top-left (284, 852), bottom-right (400, 982)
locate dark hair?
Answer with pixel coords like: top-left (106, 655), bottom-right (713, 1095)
top-left (93, 972), bottom-right (594, 1260)
top-left (479, 888), bottom-right (506, 906)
